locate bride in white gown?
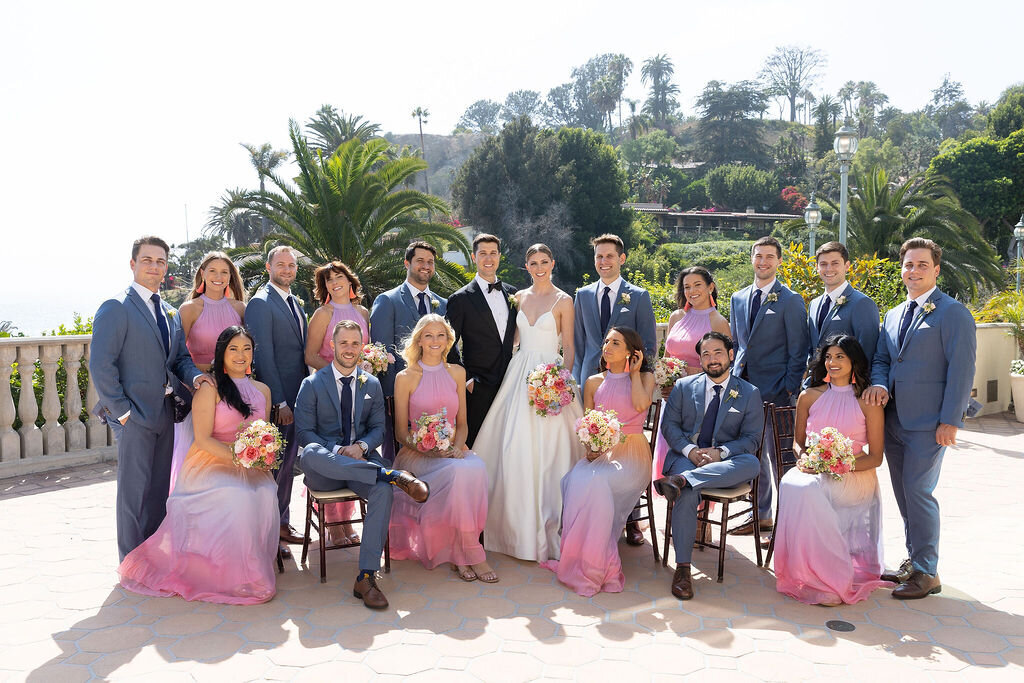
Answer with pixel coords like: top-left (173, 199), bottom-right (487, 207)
top-left (475, 243), bottom-right (585, 562)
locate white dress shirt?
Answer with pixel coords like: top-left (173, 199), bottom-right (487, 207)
top-left (682, 371), bottom-right (732, 459)
top-left (474, 274), bottom-right (508, 335)
top-left (823, 281), bottom-right (851, 301)
top-left (405, 281), bottom-right (433, 311)
top-left (121, 282), bottom-right (173, 420)
top-left (598, 276), bottom-right (623, 305)
top-left (751, 278), bottom-right (777, 300)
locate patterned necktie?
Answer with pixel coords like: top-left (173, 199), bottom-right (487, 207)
top-left (286, 295), bottom-right (304, 341)
top-left (748, 289), bottom-right (762, 330)
top-left (898, 301), bottom-right (919, 347)
top-left (697, 385), bottom-right (723, 449)
top-left (150, 293), bottom-right (170, 356)
top-left (418, 292), bottom-right (428, 316)
top-left (339, 376), bottom-right (353, 447)
top-left (816, 295), bottom-right (832, 330)
top-left (600, 286), bottom-right (611, 333)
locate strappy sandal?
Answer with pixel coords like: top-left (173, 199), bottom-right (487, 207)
top-left (472, 564), bottom-right (499, 583)
top-left (451, 564), bottom-right (477, 582)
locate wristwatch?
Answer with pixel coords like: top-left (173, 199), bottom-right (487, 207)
top-left (355, 440), bottom-right (368, 454)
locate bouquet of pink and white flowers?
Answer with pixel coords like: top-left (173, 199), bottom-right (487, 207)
top-left (575, 409), bottom-right (626, 457)
top-left (654, 356), bottom-right (688, 388)
top-left (233, 419), bottom-right (284, 470)
top-left (526, 362), bottom-right (576, 417)
top-left (410, 407), bottom-right (456, 454)
top-left (799, 426), bottom-right (856, 480)
top-left (359, 342), bottom-right (393, 375)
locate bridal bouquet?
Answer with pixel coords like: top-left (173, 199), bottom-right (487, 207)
top-left (654, 356), bottom-right (688, 388)
top-left (359, 342), bottom-right (393, 375)
top-left (799, 426), bottom-right (856, 480)
top-left (526, 362), bottom-right (576, 417)
top-left (410, 407), bottom-right (456, 454)
top-left (233, 419), bottom-right (284, 470)
top-left (575, 409), bottom-right (626, 457)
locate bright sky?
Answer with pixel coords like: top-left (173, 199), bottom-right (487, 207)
top-left (2, 0), bottom-right (1020, 332)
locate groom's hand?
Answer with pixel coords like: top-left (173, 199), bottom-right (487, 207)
top-left (936, 423), bottom-right (958, 447)
top-left (862, 386), bottom-right (889, 406)
top-left (193, 373), bottom-right (214, 389)
top-left (338, 444), bottom-right (365, 460)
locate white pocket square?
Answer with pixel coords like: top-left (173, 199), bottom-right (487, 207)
top-left (918, 322), bottom-right (930, 329)
top-left (619, 307), bottom-right (630, 313)
top-left (728, 406), bottom-right (741, 413)
top-left (765, 308), bottom-right (777, 315)
top-left (364, 394), bottom-right (372, 400)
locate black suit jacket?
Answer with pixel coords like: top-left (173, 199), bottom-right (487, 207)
top-left (446, 279), bottom-right (517, 387)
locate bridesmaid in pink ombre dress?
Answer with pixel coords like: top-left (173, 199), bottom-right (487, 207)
top-left (541, 327), bottom-right (654, 596)
top-left (390, 316), bottom-right (495, 582)
top-left (185, 295), bottom-right (243, 369)
top-left (774, 336), bottom-right (890, 605)
top-left (119, 328), bottom-right (278, 604)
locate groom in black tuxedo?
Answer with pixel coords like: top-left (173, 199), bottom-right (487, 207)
top-left (446, 233), bottom-right (517, 448)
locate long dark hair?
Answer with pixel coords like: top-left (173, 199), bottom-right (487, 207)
top-left (807, 334), bottom-right (870, 396)
top-left (599, 326), bottom-right (653, 373)
top-left (210, 325), bottom-right (256, 418)
top-left (675, 266), bottom-right (717, 311)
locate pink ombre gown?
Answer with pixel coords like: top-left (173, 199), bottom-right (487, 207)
top-left (170, 295), bottom-right (243, 493)
top-left (314, 302), bottom-right (368, 527)
top-left (652, 307), bottom-right (711, 484)
top-left (540, 372), bottom-right (652, 596)
top-left (774, 384), bottom-right (891, 605)
top-left (119, 378), bottom-right (278, 604)
top-left (389, 362), bottom-right (489, 568)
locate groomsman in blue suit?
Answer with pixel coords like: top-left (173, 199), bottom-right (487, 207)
top-left (246, 245), bottom-right (309, 554)
top-left (865, 238), bottom-right (976, 600)
top-left (295, 320), bottom-right (429, 609)
top-left (90, 236), bottom-right (208, 560)
top-left (370, 241), bottom-right (447, 461)
top-left (729, 236), bottom-right (808, 535)
top-left (573, 233), bottom-right (657, 545)
top-left (805, 241), bottom-right (879, 376)
top-left (654, 331), bottom-right (764, 600)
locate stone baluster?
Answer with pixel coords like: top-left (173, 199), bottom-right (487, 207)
top-left (63, 343), bottom-right (86, 451)
top-left (39, 344), bottom-right (65, 454)
top-left (83, 341), bottom-right (108, 448)
top-left (17, 344), bottom-right (43, 458)
top-left (0, 346), bottom-right (19, 462)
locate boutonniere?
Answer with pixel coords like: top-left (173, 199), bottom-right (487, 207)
top-left (295, 296), bottom-right (305, 308)
top-left (358, 374), bottom-right (368, 386)
top-left (508, 294), bottom-right (518, 309)
top-left (764, 293), bottom-right (778, 303)
top-left (922, 302), bottom-right (935, 314)
top-left (430, 298), bottom-right (440, 310)
top-left (835, 295), bottom-right (847, 308)
top-left (166, 309), bottom-right (176, 319)
top-left (618, 292), bottom-right (631, 306)
top-left (727, 388), bottom-right (740, 402)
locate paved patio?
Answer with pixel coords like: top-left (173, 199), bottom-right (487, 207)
top-left (1, 413), bottom-right (1022, 682)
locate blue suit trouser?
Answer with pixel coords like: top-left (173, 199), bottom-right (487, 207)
top-left (884, 404), bottom-right (946, 576)
top-left (665, 452), bottom-right (760, 565)
top-left (300, 445), bottom-right (394, 572)
top-left (273, 421), bottom-right (299, 525)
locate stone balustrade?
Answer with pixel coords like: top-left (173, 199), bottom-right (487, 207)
top-left (0, 323), bottom-right (1017, 477)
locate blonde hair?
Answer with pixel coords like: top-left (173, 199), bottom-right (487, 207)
top-left (401, 314), bottom-right (455, 366)
top-left (190, 252), bottom-right (244, 301)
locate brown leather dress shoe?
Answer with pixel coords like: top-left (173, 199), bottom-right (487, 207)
top-left (624, 522), bottom-right (645, 546)
top-left (390, 470), bottom-right (429, 503)
top-left (278, 542), bottom-right (292, 559)
top-left (671, 565), bottom-right (694, 600)
top-left (880, 558), bottom-right (913, 584)
top-left (729, 517), bottom-right (773, 536)
top-left (892, 570), bottom-right (941, 600)
top-left (653, 475), bottom-right (688, 503)
top-left (353, 573), bottom-right (389, 609)
top-left (280, 524), bottom-right (304, 544)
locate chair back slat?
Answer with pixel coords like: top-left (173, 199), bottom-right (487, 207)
top-left (770, 403), bottom-right (798, 479)
top-left (647, 399), bottom-right (663, 452)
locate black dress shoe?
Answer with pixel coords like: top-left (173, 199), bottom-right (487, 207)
top-left (881, 558), bottom-right (914, 584)
top-left (671, 565), bottom-right (694, 600)
top-left (892, 570), bottom-right (941, 600)
top-left (278, 543), bottom-right (292, 559)
top-left (653, 475), bottom-right (688, 503)
top-left (624, 522), bottom-right (645, 546)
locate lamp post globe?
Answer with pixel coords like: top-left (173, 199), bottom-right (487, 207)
top-left (834, 124), bottom-right (859, 247)
top-left (804, 194), bottom-right (822, 254)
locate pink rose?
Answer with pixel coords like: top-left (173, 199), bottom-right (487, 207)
top-left (261, 433), bottom-right (274, 445)
top-left (420, 433), bottom-right (437, 451)
top-left (588, 423), bottom-right (599, 434)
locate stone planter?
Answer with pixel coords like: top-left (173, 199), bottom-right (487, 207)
top-left (1011, 373), bottom-right (1024, 423)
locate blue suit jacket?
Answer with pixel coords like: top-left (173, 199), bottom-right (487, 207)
top-left (661, 373), bottom-right (764, 476)
top-left (294, 365), bottom-right (386, 456)
top-left (370, 284), bottom-right (447, 396)
top-left (870, 290), bottom-right (976, 431)
top-left (90, 287), bottom-right (200, 430)
top-left (572, 280), bottom-right (657, 384)
top-left (246, 285), bottom-right (308, 408)
top-left (730, 280), bottom-right (808, 404)
top-left (807, 283), bottom-right (880, 363)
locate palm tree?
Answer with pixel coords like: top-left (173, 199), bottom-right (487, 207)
top-left (820, 167), bottom-right (1002, 298)
top-left (838, 81), bottom-right (857, 121)
top-left (241, 142), bottom-right (289, 242)
top-left (817, 94), bottom-right (841, 127)
top-left (625, 99), bottom-right (649, 141)
top-left (411, 107), bottom-right (431, 197)
top-left (641, 54), bottom-right (680, 125)
top-left (608, 54), bottom-right (633, 129)
top-left (208, 121), bottom-right (470, 298)
top-left (305, 105), bottom-right (381, 156)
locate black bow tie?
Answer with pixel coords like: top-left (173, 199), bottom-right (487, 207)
top-left (487, 280), bottom-right (503, 293)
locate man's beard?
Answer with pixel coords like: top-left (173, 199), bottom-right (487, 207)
top-left (704, 363), bottom-right (728, 379)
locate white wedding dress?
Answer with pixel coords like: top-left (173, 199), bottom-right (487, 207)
top-left (474, 307), bottom-right (585, 562)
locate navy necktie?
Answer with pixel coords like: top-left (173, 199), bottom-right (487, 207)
top-left (748, 289), bottom-right (762, 329)
top-left (150, 293), bottom-right (170, 357)
top-left (339, 376), bottom-right (353, 447)
top-left (816, 295), bottom-right (832, 330)
top-left (600, 286), bottom-right (611, 333)
top-left (286, 295), bottom-right (304, 340)
top-left (898, 300), bottom-right (918, 347)
top-left (418, 292), bottom-right (428, 316)
top-left (697, 385), bottom-right (722, 449)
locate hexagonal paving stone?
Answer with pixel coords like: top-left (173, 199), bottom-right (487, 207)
top-left (150, 612), bottom-right (222, 636)
top-left (635, 607), bottom-right (701, 635)
top-left (466, 652), bottom-right (543, 682)
top-left (335, 623), bottom-right (404, 651)
top-left (453, 596), bottom-right (515, 619)
top-left (427, 630), bottom-right (501, 658)
top-left (738, 650), bottom-right (816, 681)
top-left (365, 643), bottom-right (439, 675)
top-left (527, 636), bottom-right (602, 666)
top-left (631, 642), bottom-right (704, 675)
top-left (504, 582), bottom-right (568, 606)
top-left (485, 615), bottom-right (557, 642)
top-left (396, 608), bottom-right (463, 633)
top-left (928, 625), bottom-right (1009, 654)
top-left (541, 603), bottom-right (606, 627)
top-left (304, 603), bottom-right (372, 630)
top-left (170, 632), bottom-right (246, 660)
top-left (685, 628), bottom-right (757, 657)
top-left (77, 625), bottom-right (153, 653)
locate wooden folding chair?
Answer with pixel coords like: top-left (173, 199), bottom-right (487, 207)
top-left (763, 402), bottom-right (798, 567)
top-left (301, 487), bottom-right (391, 583)
top-left (627, 398), bottom-right (661, 563)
